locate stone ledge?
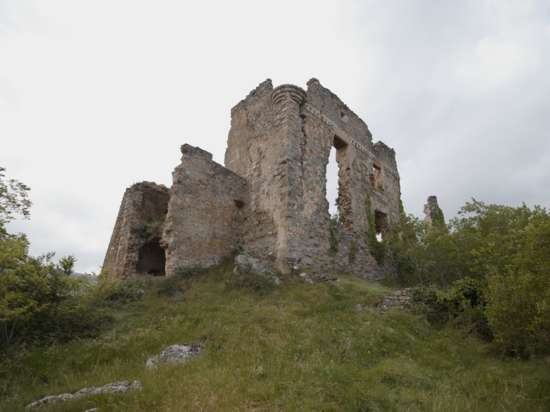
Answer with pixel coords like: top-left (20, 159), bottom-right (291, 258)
top-left (272, 84), bottom-right (306, 105)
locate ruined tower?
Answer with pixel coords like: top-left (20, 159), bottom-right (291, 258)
top-left (424, 195), bottom-right (446, 229)
top-left (103, 79), bottom-right (402, 279)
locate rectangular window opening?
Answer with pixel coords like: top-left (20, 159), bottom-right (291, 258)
top-left (374, 210), bottom-right (388, 242)
top-left (371, 163), bottom-right (383, 191)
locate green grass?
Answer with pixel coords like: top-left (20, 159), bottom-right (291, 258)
top-left (1, 264), bottom-right (548, 411)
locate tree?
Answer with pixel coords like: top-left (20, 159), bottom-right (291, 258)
top-left (59, 255), bottom-right (77, 276)
top-left (0, 166), bottom-right (31, 227)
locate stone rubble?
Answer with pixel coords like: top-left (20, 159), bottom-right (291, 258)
top-left (379, 289), bottom-right (413, 311)
top-left (145, 344), bottom-right (202, 369)
top-left (25, 380), bottom-right (142, 410)
top-left (234, 254), bottom-right (281, 285)
top-left (298, 272), bottom-right (338, 283)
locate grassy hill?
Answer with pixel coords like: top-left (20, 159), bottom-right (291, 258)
top-left (1, 264), bottom-right (548, 411)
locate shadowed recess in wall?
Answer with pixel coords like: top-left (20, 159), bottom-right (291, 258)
top-left (137, 238), bottom-right (166, 276)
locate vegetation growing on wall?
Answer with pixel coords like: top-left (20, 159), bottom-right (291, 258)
top-left (364, 193), bottom-right (385, 264)
top-left (328, 213), bottom-right (339, 256)
top-left (132, 219), bottom-right (164, 241)
top-left (429, 205), bottom-right (446, 229)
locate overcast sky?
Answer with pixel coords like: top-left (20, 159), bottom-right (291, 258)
top-left (2, 1), bottom-right (549, 272)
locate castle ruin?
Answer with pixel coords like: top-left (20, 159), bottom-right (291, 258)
top-left (103, 79), bottom-right (402, 279)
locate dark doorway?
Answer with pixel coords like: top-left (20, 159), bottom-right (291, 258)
top-left (137, 238), bottom-right (166, 276)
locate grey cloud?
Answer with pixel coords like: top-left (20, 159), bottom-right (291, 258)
top-left (2, 0), bottom-right (549, 272)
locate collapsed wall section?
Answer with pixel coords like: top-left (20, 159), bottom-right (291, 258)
top-left (103, 182), bottom-right (170, 278)
top-left (162, 144), bottom-right (249, 274)
top-left (371, 141), bottom-right (401, 228)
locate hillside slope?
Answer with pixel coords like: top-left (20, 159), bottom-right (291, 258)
top-left (1, 265), bottom-right (548, 411)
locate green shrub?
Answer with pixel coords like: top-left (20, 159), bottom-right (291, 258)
top-left (365, 194), bottom-right (386, 265)
top-left (131, 219), bottom-right (164, 241)
top-left (411, 278), bottom-right (490, 339)
top-left (0, 167), bottom-right (109, 348)
top-left (93, 276), bottom-right (146, 305)
top-left (17, 298), bottom-right (111, 344)
top-left (486, 272), bottom-right (550, 357)
top-left (411, 285), bottom-right (449, 325)
top-left (0, 238), bottom-right (109, 347)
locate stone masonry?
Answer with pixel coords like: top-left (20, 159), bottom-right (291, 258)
top-left (103, 79), bottom-right (403, 279)
top-left (162, 144), bottom-right (248, 274)
top-left (103, 182), bottom-right (169, 278)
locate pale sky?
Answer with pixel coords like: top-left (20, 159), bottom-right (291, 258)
top-left (2, 1), bottom-right (549, 272)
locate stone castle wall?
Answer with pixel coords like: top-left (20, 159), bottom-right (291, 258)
top-left (103, 182), bottom-right (169, 278)
top-left (161, 144), bottom-right (249, 274)
top-left (224, 78), bottom-right (401, 277)
top-left (103, 78), bottom-right (403, 279)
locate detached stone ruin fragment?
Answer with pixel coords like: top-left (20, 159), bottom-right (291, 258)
top-left (424, 195), bottom-right (446, 229)
top-left (103, 79), bottom-right (420, 279)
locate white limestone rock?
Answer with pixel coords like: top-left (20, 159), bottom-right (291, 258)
top-left (145, 344), bottom-right (202, 369)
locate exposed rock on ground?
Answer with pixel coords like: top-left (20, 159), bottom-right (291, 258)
top-left (298, 272), bottom-right (338, 283)
top-left (25, 380), bottom-right (142, 410)
top-left (379, 289), bottom-right (413, 311)
top-left (145, 344), bottom-right (202, 369)
top-left (234, 254), bottom-right (281, 285)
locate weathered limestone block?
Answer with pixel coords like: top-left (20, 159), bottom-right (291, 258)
top-left (103, 182), bottom-right (169, 278)
top-left (25, 381), bottom-right (142, 410)
top-left (145, 344), bottom-right (202, 369)
top-left (379, 289), bottom-right (413, 311)
top-left (234, 254), bottom-right (281, 285)
top-left (162, 144), bottom-right (249, 275)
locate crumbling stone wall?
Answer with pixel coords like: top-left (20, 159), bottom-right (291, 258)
top-left (224, 80), bottom-right (283, 267)
top-left (103, 182), bottom-right (169, 278)
top-left (161, 144), bottom-right (249, 274)
top-left (225, 79), bottom-right (402, 278)
top-left (104, 78), bottom-right (403, 279)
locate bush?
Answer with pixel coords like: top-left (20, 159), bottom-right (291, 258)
top-left (389, 200), bottom-right (550, 356)
top-left (486, 272), bottom-right (550, 357)
top-left (0, 238), bottom-right (109, 347)
top-left (411, 285), bottom-right (449, 325)
top-left (93, 276), bottom-right (146, 305)
top-left (411, 277), bottom-right (490, 339)
top-left (17, 298), bottom-right (111, 344)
